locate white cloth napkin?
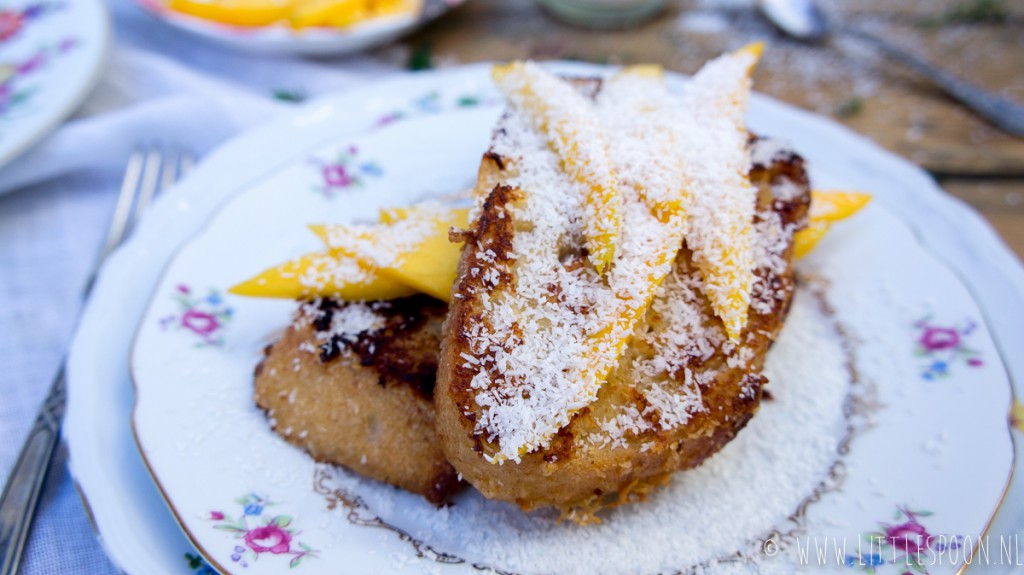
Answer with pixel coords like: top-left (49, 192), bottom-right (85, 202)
top-left (0, 4), bottom-right (402, 572)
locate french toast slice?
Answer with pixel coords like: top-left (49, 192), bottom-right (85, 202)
top-left (436, 72), bottom-right (810, 518)
top-left (254, 295), bottom-right (459, 504)
top-left (253, 136), bottom-right (807, 514)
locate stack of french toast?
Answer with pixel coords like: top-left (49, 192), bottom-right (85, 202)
top-left (234, 46), bottom-right (868, 523)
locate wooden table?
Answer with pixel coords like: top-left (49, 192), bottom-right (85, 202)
top-left (404, 0), bottom-right (1024, 259)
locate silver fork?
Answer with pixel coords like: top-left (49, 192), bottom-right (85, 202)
top-left (0, 145), bottom-right (195, 575)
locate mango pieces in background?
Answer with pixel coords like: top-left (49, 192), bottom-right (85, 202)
top-left (168, 0), bottom-right (289, 26)
top-left (167, 0), bottom-right (416, 29)
top-left (793, 190), bottom-right (871, 257)
top-left (291, 0), bottom-right (414, 29)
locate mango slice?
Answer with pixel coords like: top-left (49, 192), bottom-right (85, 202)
top-left (290, 0), bottom-right (363, 28)
top-left (794, 190), bottom-right (871, 257)
top-left (378, 206), bottom-right (414, 224)
top-left (808, 189), bottom-right (872, 223)
top-left (619, 64), bottom-right (664, 79)
top-left (793, 221), bottom-right (829, 259)
top-left (311, 206), bottom-right (469, 301)
top-left (231, 212), bottom-right (426, 301)
top-left (228, 250), bottom-right (415, 300)
top-left (232, 187), bottom-right (867, 303)
top-left (678, 42), bottom-right (763, 343)
top-left (573, 66), bottom-right (690, 421)
top-left (169, 0), bottom-right (414, 30)
top-left (168, 0), bottom-right (289, 26)
top-left (604, 62), bottom-right (688, 227)
top-left (379, 208), bottom-right (469, 300)
top-left (492, 61), bottom-right (623, 275)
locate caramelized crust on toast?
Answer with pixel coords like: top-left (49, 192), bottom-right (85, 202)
top-left (255, 297), bottom-right (459, 504)
top-left (436, 129), bottom-right (810, 519)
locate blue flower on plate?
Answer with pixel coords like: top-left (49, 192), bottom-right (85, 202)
top-left (415, 92), bottom-right (442, 113)
top-left (243, 503), bottom-right (264, 516)
top-left (359, 162), bottom-right (383, 177)
top-left (845, 554), bottom-right (884, 568)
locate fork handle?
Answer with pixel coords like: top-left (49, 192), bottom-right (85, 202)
top-left (0, 366), bottom-right (65, 575)
top-left (841, 26), bottom-right (1024, 138)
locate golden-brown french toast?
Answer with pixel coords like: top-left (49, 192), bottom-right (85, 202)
top-left (255, 296), bottom-right (459, 504)
top-left (435, 68), bottom-right (810, 519)
top-left (254, 138), bottom-right (807, 515)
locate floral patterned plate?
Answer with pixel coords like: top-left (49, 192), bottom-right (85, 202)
top-left (0, 0), bottom-right (109, 167)
top-left (65, 64), bottom-right (1024, 575)
top-left (132, 0), bottom-right (465, 56)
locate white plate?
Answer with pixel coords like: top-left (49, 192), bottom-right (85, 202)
top-left (0, 0), bottom-right (109, 167)
top-left (66, 64), bottom-right (1024, 575)
top-left (132, 0), bottom-right (464, 56)
top-left (126, 70), bottom-right (1014, 574)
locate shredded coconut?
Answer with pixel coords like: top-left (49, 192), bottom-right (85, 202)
top-left (495, 61), bottom-right (623, 272)
top-left (749, 136), bottom-right (792, 168)
top-left (296, 252), bottom-right (378, 294)
top-left (464, 69), bottom-right (701, 462)
top-left (319, 205), bottom-right (441, 269)
top-left (319, 289), bottom-right (855, 575)
top-left (676, 48), bottom-right (760, 342)
top-left (318, 303), bottom-right (384, 342)
top-left (461, 58), bottom-right (762, 461)
top-left (300, 299), bottom-right (385, 349)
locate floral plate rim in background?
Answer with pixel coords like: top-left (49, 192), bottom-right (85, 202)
top-left (0, 0), bottom-right (110, 167)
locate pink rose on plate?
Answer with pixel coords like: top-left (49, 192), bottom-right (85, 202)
top-left (920, 327), bottom-right (959, 351)
top-left (0, 12), bottom-right (23, 43)
top-left (181, 309), bottom-right (219, 337)
top-left (322, 164), bottom-right (354, 188)
top-left (885, 520), bottom-right (934, 556)
top-left (245, 524), bottom-right (292, 555)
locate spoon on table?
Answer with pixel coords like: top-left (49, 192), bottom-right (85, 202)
top-left (756, 0), bottom-right (1024, 138)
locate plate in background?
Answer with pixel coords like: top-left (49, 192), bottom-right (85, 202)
top-left (0, 0), bottom-right (110, 167)
top-left (132, 0), bottom-right (464, 56)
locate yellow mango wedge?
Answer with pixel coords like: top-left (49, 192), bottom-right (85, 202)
top-left (793, 221), bottom-right (829, 259)
top-left (678, 42), bottom-right (762, 343)
top-left (619, 64), bottom-right (664, 79)
top-left (808, 190), bottom-right (872, 223)
top-left (573, 65), bottom-right (690, 414)
top-left (228, 250), bottom-right (415, 300)
top-left (232, 220), bottom-right (415, 301)
top-left (378, 205), bottom-right (417, 224)
top-left (232, 188), bottom-right (867, 304)
top-left (168, 0), bottom-right (290, 26)
top-left (290, 0), bottom-right (364, 28)
top-left (492, 61), bottom-right (623, 275)
top-left (1012, 400), bottom-right (1024, 434)
top-left (794, 190), bottom-right (871, 257)
top-left (170, 0), bottom-right (414, 30)
top-left (311, 206), bottom-right (470, 301)
top-left (380, 208), bottom-right (469, 300)
top-left (614, 63), bottom-right (688, 216)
